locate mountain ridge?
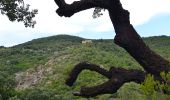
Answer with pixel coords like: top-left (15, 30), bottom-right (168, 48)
top-left (0, 35), bottom-right (170, 99)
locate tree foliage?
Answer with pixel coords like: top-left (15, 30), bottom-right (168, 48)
top-left (140, 73), bottom-right (170, 100)
top-left (0, 71), bottom-right (16, 100)
top-left (92, 7), bottom-right (105, 18)
top-left (0, 0), bottom-right (38, 27)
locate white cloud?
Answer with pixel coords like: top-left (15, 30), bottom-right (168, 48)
top-left (0, 0), bottom-right (170, 46)
top-left (121, 0), bottom-right (170, 25)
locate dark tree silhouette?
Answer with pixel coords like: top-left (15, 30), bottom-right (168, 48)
top-left (0, 0), bottom-right (38, 27)
top-left (54, 0), bottom-right (170, 97)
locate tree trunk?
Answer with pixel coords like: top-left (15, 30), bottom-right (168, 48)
top-left (54, 0), bottom-right (170, 97)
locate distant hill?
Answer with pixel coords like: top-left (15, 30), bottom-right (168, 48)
top-left (0, 35), bottom-right (170, 99)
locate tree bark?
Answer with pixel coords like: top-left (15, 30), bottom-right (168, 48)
top-left (54, 0), bottom-right (170, 97)
top-left (66, 62), bottom-right (145, 97)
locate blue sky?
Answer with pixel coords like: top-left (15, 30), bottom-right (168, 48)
top-left (135, 14), bottom-right (170, 37)
top-left (76, 13), bottom-right (170, 39)
top-left (0, 0), bottom-right (170, 47)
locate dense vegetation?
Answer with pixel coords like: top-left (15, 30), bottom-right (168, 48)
top-left (0, 35), bottom-right (170, 100)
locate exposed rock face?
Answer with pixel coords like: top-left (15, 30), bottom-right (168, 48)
top-left (15, 54), bottom-right (70, 90)
top-left (15, 64), bottom-right (53, 90)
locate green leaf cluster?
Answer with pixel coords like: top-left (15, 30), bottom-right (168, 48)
top-left (0, 0), bottom-right (38, 27)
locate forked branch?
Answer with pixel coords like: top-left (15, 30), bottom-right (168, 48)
top-left (66, 62), bottom-right (146, 97)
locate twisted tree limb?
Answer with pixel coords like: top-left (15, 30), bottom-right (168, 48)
top-left (54, 0), bottom-right (110, 17)
top-left (66, 62), bottom-right (145, 97)
top-left (54, 0), bottom-right (170, 97)
top-left (65, 62), bottom-right (112, 86)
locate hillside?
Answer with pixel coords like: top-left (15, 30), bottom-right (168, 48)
top-left (0, 35), bottom-right (170, 100)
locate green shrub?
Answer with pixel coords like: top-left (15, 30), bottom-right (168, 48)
top-left (0, 71), bottom-right (16, 100)
top-left (19, 89), bottom-right (53, 100)
top-left (140, 73), bottom-right (170, 100)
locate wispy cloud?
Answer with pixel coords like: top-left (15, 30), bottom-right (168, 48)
top-left (121, 0), bottom-right (170, 25)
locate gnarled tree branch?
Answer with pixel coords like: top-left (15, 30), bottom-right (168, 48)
top-left (54, 0), bottom-right (170, 98)
top-left (66, 62), bottom-right (145, 97)
top-left (65, 61), bottom-right (112, 86)
top-left (54, 0), bottom-right (110, 17)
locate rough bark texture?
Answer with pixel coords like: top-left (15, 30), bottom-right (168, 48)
top-left (66, 62), bottom-right (145, 97)
top-left (54, 0), bottom-right (170, 97)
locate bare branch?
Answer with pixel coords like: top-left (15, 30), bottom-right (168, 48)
top-left (54, 0), bottom-right (110, 17)
top-left (65, 61), bottom-right (112, 86)
top-left (73, 77), bottom-right (124, 97)
top-left (66, 62), bottom-right (146, 97)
